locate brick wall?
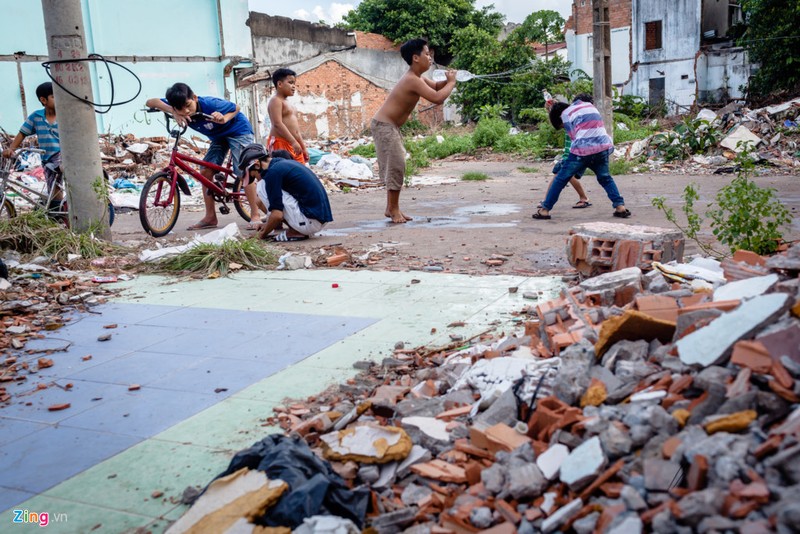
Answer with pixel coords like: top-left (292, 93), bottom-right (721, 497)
top-left (569, 0), bottom-right (632, 35)
top-left (295, 61), bottom-right (389, 139)
top-left (294, 59), bottom-right (445, 139)
top-left (355, 31), bottom-right (399, 51)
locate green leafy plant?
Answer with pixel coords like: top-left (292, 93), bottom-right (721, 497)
top-left (350, 143), bottom-right (376, 158)
top-left (652, 141), bottom-right (791, 257)
top-left (614, 95), bottom-right (650, 118)
top-left (473, 117), bottom-right (510, 147)
top-left (400, 117), bottom-right (429, 136)
top-left (651, 117), bottom-right (720, 161)
top-left (462, 172), bottom-right (489, 181)
top-left (707, 142), bottom-right (791, 255)
top-left (518, 166), bottom-right (538, 173)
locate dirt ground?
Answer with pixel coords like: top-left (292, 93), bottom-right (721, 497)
top-left (111, 155), bottom-right (800, 275)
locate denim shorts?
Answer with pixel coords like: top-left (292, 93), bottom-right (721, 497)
top-left (203, 134), bottom-right (255, 176)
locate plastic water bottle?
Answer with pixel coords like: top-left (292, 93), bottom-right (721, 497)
top-left (432, 69), bottom-right (475, 82)
top-left (543, 90), bottom-right (554, 103)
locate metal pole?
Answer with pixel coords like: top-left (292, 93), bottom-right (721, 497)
top-left (40, 0), bottom-right (110, 237)
top-left (592, 0), bottom-right (614, 139)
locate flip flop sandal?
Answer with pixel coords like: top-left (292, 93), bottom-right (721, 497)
top-left (532, 209), bottom-right (551, 220)
top-left (186, 221), bottom-right (218, 230)
top-left (573, 201), bottom-right (592, 208)
top-left (272, 230), bottom-right (309, 242)
top-left (613, 209), bottom-right (632, 218)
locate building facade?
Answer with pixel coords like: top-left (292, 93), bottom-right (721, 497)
top-left (565, 0), bottom-right (751, 113)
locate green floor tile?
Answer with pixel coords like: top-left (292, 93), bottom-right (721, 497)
top-left (42, 440), bottom-right (230, 520)
top-left (3, 496), bottom-right (155, 534)
top-left (156, 397), bottom-right (279, 451)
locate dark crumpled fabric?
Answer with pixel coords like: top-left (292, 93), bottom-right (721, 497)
top-left (213, 434), bottom-right (369, 529)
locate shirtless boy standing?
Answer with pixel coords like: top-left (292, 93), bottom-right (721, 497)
top-left (372, 39), bottom-right (456, 223)
top-left (267, 68), bottom-right (308, 164)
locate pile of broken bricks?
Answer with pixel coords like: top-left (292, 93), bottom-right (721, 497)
top-left (176, 243), bottom-right (800, 533)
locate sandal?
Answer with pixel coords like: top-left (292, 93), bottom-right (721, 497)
top-left (573, 200), bottom-right (592, 209)
top-left (532, 209), bottom-right (551, 220)
top-left (613, 209), bottom-right (632, 218)
top-left (272, 230), bottom-right (309, 242)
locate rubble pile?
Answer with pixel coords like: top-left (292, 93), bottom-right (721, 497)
top-left (0, 254), bottom-right (127, 403)
top-left (620, 97), bottom-right (800, 174)
top-left (180, 244), bottom-right (800, 533)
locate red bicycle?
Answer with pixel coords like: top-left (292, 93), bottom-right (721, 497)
top-left (138, 110), bottom-right (252, 237)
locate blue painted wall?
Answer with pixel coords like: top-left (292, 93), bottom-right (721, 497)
top-left (0, 0), bottom-right (251, 139)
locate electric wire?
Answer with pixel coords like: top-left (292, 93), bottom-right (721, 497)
top-left (41, 53), bottom-right (142, 115)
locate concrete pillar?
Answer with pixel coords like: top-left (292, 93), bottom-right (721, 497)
top-left (41, 0), bottom-right (110, 237)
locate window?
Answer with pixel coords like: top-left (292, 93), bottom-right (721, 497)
top-left (645, 20), bottom-right (662, 50)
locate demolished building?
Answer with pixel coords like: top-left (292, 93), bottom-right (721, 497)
top-left (565, 0), bottom-right (754, 113)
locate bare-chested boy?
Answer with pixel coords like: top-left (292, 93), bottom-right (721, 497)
top-left (268, 68), bottom-right (308, 164)
top-left (372, 39), bottom-right (456, 223)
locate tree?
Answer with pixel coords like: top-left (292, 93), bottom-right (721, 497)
top-left (739, 0), bottom-right (800, 98)
top-left (340, 0), bottom-right (504, 64)
top-left (515, 10), bottom-right (565, 60)
top-left (449, 12), bottom-right (571, 121)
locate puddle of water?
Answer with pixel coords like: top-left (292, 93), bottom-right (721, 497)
top-left (409, 175), bottom-right (459, 186)
top-left (454, 204), bottom-right (521, 217)
top-left (320, 215), bottom-right (517, 236)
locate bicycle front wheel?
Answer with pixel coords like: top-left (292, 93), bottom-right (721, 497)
top-left (232, 177), bottom-right (252, 222)
top-left (140, 171), bottom-right (181, 237)
top-left (0, 198), bottom-right (16, 220)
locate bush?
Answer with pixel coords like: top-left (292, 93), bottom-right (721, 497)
top-left (651, 142), bottom-right (791, 257)
top-left (420, 134), bottom-right (475, 159)
top-left (400, 118), bottom-right (429, 136)
top-left (350, 143), bottom-right (376, 158)
top-left (473, 117), bottom-right (510, 147)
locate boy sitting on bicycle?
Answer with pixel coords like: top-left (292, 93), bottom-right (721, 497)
top-left (146, 83), bottom-right (257, 230)
top-left (2, 82), bottom-right (63, 199)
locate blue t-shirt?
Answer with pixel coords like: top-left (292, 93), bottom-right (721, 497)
top-left (161, 96), bottom-right (253, 141)
top-left (260, 159), bottom-right (333, 223)
top-left (19, 109), bottom-right (60, 161)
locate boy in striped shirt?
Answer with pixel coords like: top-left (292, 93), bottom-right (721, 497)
top-left (3, 82), bottom-right (62, 196)
top-left (533, 97), bottom-right (630, 220)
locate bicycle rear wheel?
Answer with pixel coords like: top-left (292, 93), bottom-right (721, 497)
top-left (0, 198), bottom-right (16, 220)
top-left (232, 177), bottom-right (252, 222)
top-left (140, 171), bottom-right (181, 237)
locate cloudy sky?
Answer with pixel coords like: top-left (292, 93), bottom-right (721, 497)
top-left (248, 0), bottom-right (573, 25)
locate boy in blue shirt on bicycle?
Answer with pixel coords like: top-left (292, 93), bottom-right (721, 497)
top-left (3, 82), bottom-right (62, 196)
top-left (146, 83), bottom-right (256, 230)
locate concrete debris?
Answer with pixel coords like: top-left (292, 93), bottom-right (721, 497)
top-left (175, 241), bottom-right (800, 532)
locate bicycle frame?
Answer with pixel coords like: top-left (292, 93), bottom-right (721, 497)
top-left (0, 155), bottom-right (64, 216)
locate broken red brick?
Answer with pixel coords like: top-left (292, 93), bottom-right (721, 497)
top-left (686, 455), bottom-right (708, 491)
top-left (47, 403), bottom-right (71, 411)
top-left (731, 340), bottom-right (773, 374)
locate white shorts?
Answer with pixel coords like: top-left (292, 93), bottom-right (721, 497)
top-left (257, 183), bottom-right (327, 236)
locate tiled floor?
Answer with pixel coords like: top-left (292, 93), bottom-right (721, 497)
top-left (0, 269), bottom-right (562, 533)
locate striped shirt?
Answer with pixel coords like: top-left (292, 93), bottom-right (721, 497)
top-left (561, 101), bottom-right (613, 156)
top-left (19, 109), bottom-right (60, 161)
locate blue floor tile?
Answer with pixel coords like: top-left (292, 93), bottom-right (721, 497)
top-left (65, 351), bottom-right (200, 386)
top-left (0, 426), bottom-right (139, 493)
top-left (0, 488), bottom-right (35, 514)
top-left (75, 303), bottom-right (178, 325)
top-left (58, 387), bottom-right (219, 438)
top-left (143, 328), bottom-right (260, 357)
top-left (0, 419), bottom-right (48, 447)
top-left (0, 380), bottom-right (115, 424)
top-left (147, 357), bottom-right (285, 396)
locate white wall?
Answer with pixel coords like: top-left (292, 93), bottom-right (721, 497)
top-left (566, 27), bottom-right (631, 85)
top-left (627, 0), bottom-right (701, 112)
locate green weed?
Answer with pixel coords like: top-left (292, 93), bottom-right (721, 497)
top-left (350, 143), bottom-right (376, 158)
top-left (462, 172), bottom-right (489, 181)
top-left (518, 166), bottom-right (538, 173)
top-left (152, 239), bottom-right (277, 277)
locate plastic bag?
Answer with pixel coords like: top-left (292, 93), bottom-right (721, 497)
top-left (211, 434), bottom-right (369, 529)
